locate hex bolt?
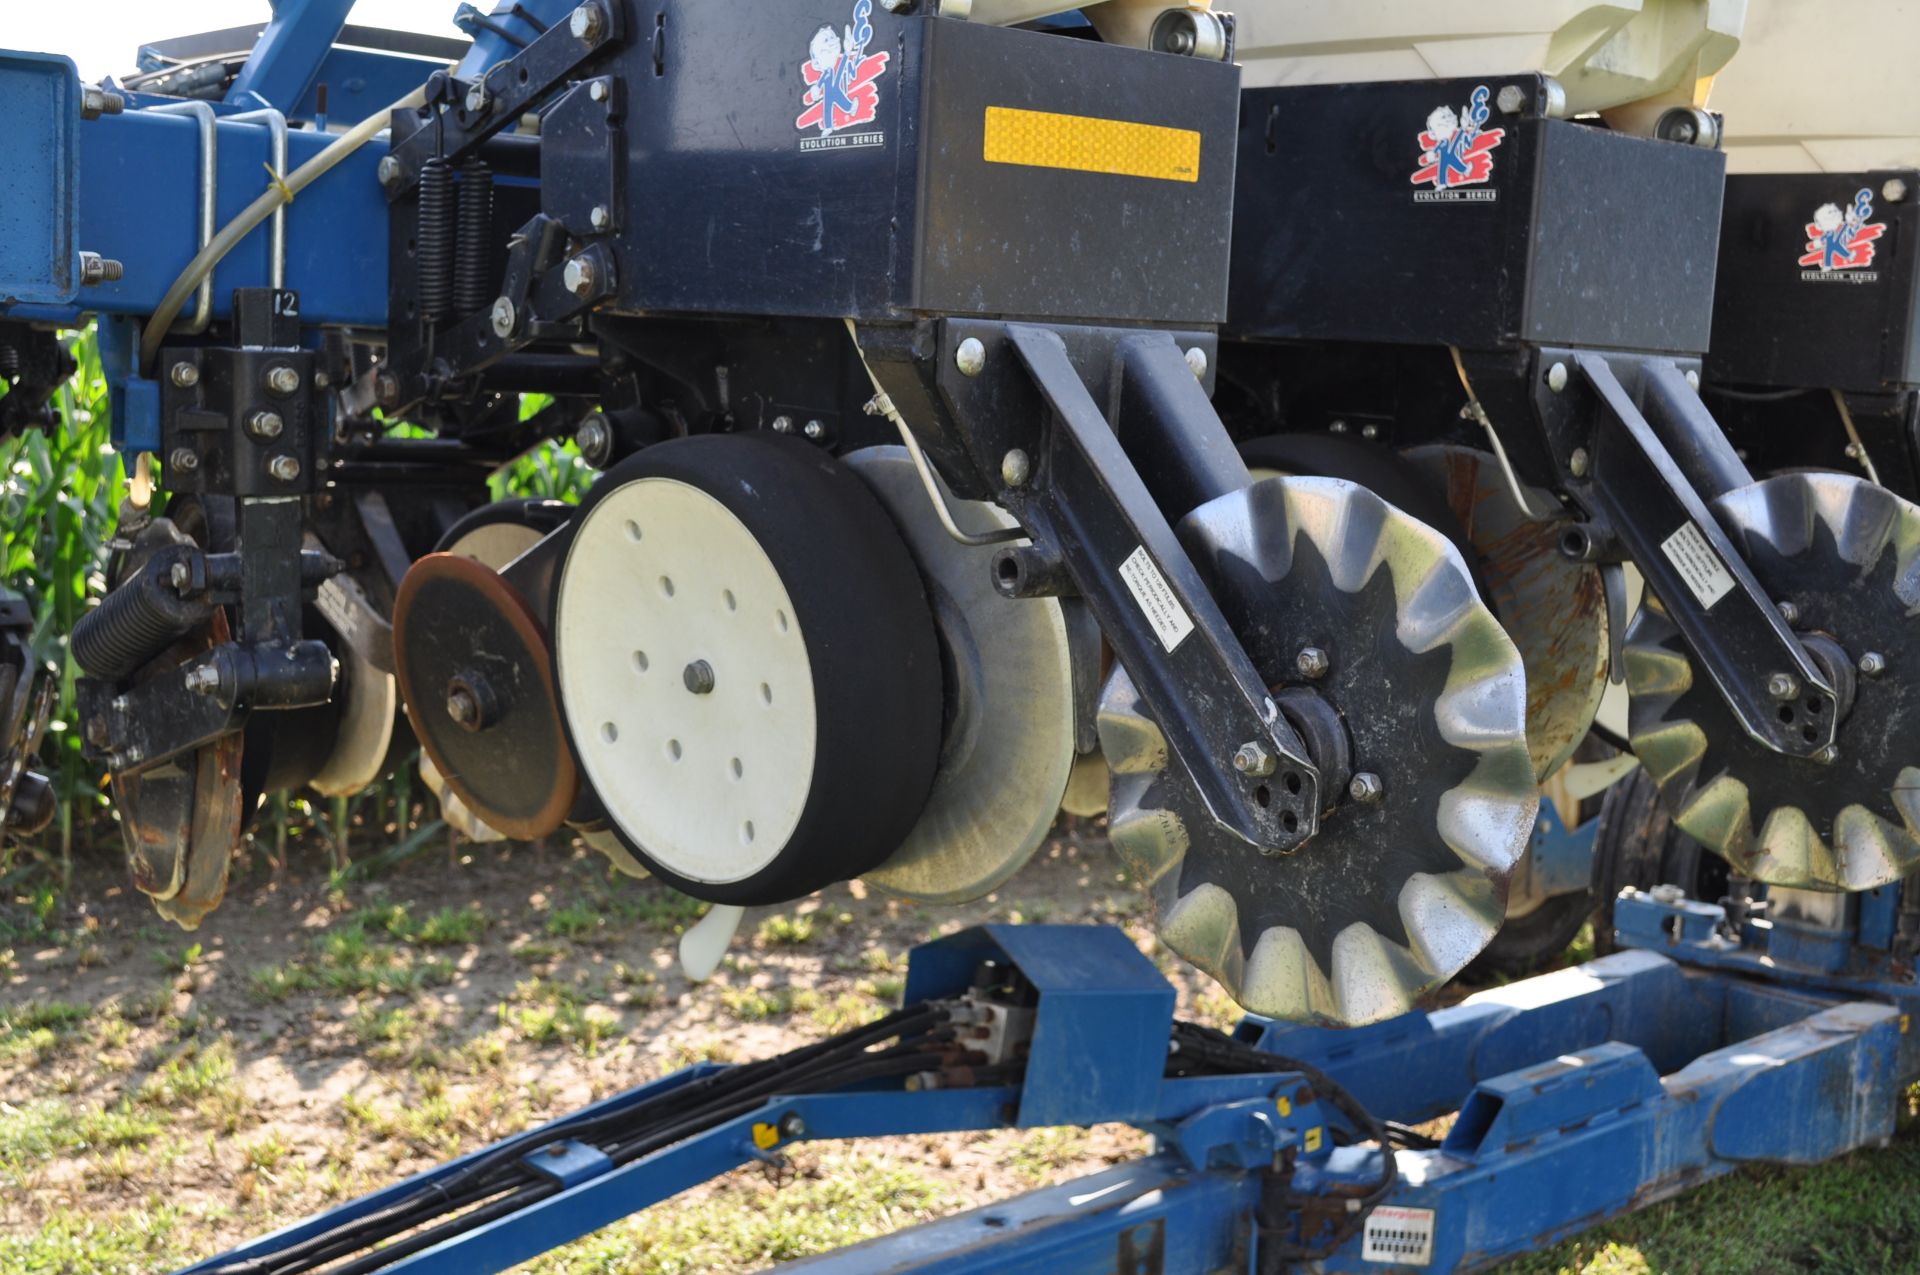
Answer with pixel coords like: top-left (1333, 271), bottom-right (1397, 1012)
top-left (269, 455), bottom-right (303, 484)
top-left (881, 0), bottom-right (912, 10)
top-left (569, 2), bottom-right (606, 41)
top-left (576, 414), bottom-right (612, 466)
top-left (1649, 882), bottom-right (1686, 905)
top-left (183, 664), bottom-right (221, 697)
top-left (1295, 646), bottom-right (1329, 680)
top-left (1166, 27), bottom-right (1196, 54)
top-left (1767, 672), bottom-right (1801, 701)
top-left (1815, 744), bottom-right (1841, 766)
top-left (1885, 178), bottom-right (1910, 204)
top-left (170, 562), bottom-right (192, 592)
top-left (465, 79), bottom-right (492, 115)
top-left (590, 205), bottom-right (611, 230)
top-left (1568, 447), bottom-right (1590, 477)
top-left (563, 255), bottom-right (597, 297)
top-left (491, 296), bottom-right (516, 337)
top-left (1684, 369), bottom-right (1701, 391)
top-left (1001, 448), bottom-right (1031, 488)
top-left (170, 361), bottom-right (200, 388)
top-left (265, 364), bottom-right (301, 396)
top-left (247, 409), bottom-right (285, 441)
top-left (78, 252), bottom-right (123, 285)
top-left (1495, 84), bottom-right (1527, 114)
top-left (1348, 772), bottom-right (1385, 804)
top-left (683, 659), bottom-right (717, 695)
top-left (1360, 423), bottom-right (1380, 441)
top-left (955, 337), bottom-right (987, 377)
top-left (779, 1112), bottom-right (807, 1138)
top-left (589, 80), bottom-right (609, 102)
top-left (446, 685), bottom-right (480, 728)
top-left (1232, 741), bottom-right (1276, 777)
top-left (375, 371), bottom-right (401, 406)
top-left (1328, 419), bottom-right (1349, 434)
top-left (799, 419), bottom-right (824, 441)
top-left (80, 85), bottom-right (125, 119)
top-left (771, 415), bottom-right (794, 434)
top-left (377, 155), bottom-right (403, 189)
top-left (168, 447), bottom-right (199, 472)
top-left (1860, 651), bottom-right (1887, 678)
top-left (1184, 346), bottom-right (1209, 379)
top-left (1777, 600), bottom-right (1800, 626)
top-left (1546, 361), bottom-right (1569, 393)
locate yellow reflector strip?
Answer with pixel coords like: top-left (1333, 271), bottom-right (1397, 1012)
top-left (983, 106), bottom-right (1200, 184)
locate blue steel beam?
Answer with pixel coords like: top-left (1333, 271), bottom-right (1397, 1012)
top-left (1241, 949), bottom-right (1730, 1128)
top-left (1309, 998), bottom-right (1900, 1271)
top-left (0, 59), bottom-right (392, 331)
top-left (782, 1156), bottom-right (1261, 1275)
top-left (225, 0), bottom-right (358, 111)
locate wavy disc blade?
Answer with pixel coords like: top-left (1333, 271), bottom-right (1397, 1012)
top-left (1625, 472), bottom-right (1920, 890)
top-left (1100, 477), bottom-right (1537, 1027)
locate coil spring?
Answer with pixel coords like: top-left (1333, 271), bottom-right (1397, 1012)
top-left (453, 156), bottom-right (496, 316)
top-left (0, 345), bottom-right (19, 383)
top-left (417, 156), bottom-right (455, 323)
top-left (71, 551), bottom-right (210, 681)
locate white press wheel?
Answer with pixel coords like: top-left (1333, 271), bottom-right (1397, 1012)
top-left (554, 435), bottom-right (943, 904)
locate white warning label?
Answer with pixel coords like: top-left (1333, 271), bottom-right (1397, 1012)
top-left (1660, 522), bottom-right (1736, 610)
top-left (1118, 545), bottom-right (1194, 653)
top-left (1363, 1205), bottom-right (1436, 1266)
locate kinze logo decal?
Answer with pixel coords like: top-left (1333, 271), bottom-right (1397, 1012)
top-left (1800, 188), bottom-right (1884, 283)
top-left (1412, 85), bottom-right (1504, 202)
top-left (797, 0), bottom-right (890, 152)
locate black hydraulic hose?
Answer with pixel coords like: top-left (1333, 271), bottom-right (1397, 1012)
top-left (604, 1053), bottom-right (938, 1166)
top-left (201, 1180), bottom-right (515, 1275)
top-left (320, 1180), bottom-right (563, 1275)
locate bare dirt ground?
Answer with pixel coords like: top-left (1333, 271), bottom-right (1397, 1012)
top-left (0, 819), bottom-right (1229, 1272)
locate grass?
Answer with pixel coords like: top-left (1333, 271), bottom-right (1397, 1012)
top-left (756, 913), bottom-right (815, 947)
top-left (245, 907), bottom-right (457, 1004)
top-left (0, 1201), bottom-right (192, 1273)
top-left (0, 998), bottom-right (91, 1060)
top-left (1510, 1132), bottom-right (1920, 1274)
top-left (0, 1099), bottom-right (164, 1185)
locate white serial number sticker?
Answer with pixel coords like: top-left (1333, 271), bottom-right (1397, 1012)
top-left (1363, 1205), bottom-right (1436, 1266)
top-left (1660, 522), bottom-right (1735, 610)
top-left (1118, 546), bottom-right (1194, 653)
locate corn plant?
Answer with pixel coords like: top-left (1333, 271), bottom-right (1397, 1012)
top-left (0, 329), bottom-right (122, 867)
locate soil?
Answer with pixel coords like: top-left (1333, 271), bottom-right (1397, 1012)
top-left (0, 817), bottom-right (1247, 1269)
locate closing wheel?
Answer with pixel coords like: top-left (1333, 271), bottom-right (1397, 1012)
top-left (845, 446), bottom-right (1078, 904)
top-left (413, 499), bottom-right (576, 842)
top-left (554, 434), bottom-right (943, 905)
top-left (1626, 472), bottom-right (1920, 890)
top-left (394, 554), bottom-right (579, 840)
top-left (1099, 476), bottom-right (1537, 1026)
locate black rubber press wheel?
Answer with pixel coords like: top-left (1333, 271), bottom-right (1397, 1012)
top-left (552, 434), bottom-right (943, 905)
